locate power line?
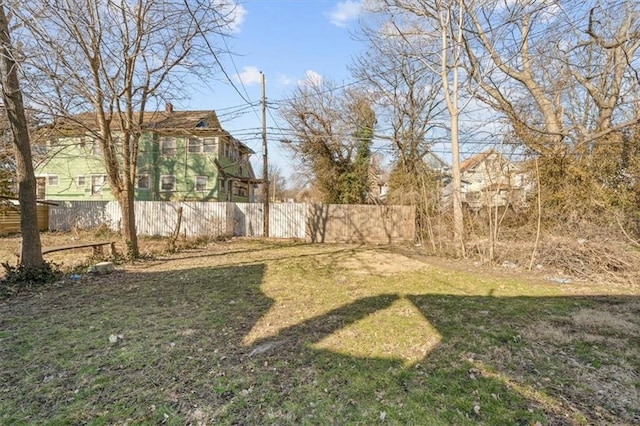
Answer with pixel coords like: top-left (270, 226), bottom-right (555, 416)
top-left (182, 0), bottom-right (254, 106)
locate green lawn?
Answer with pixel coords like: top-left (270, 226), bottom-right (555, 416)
top-left (1, 240), bottom-right (638, 425)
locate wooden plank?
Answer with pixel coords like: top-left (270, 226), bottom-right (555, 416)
top-left (42, 241), bottom-right (116, 256)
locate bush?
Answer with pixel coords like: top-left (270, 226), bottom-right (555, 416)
top-left (0, 261), bottom-right (63, 299)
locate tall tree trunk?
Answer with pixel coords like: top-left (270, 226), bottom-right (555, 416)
top-left (440, 3), bottom-right (466, 257)
top-left (120, 180), bottom-right (138, 258)
top-left (450, 112), bottom-right (465, 256)
top-left (0, 5), bottom-right (43, 267)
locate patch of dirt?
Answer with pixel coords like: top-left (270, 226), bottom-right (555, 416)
top-left (339, 250), bottom-right (431, 276)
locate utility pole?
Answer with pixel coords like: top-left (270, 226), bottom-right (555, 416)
top-left (261, 71), bottom-right (269, 238)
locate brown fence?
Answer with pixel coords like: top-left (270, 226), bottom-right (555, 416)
top-left (0, 204), bottom-right (49, 235)
top-left (306, 204), bottom-right (415, 244)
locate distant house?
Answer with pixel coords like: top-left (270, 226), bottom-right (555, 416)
top-left (365, 152), bottom-right (451, 204)
top-left (458, 149), bottom-right (531, 211)
top-left (35, 104), bottom-right (257, 202)
top-left (423, 151), bottom-right (450, 177)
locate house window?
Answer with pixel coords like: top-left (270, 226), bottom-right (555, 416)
top-left (161, 175), bottom-right (176, 191)
top-left (195, 176), bottom-right (208, 191)
top-left (76, 176), bottom-right (85, 187)
top-left (223, 142), bottom-right (234, 159)
top-left (161, 137), bottom-right (177, 157)
top-left (91, 139), bottom-right (102, 157)
top-left (136, 174), bottom-right (150, 189)
top-left (233, 182), bottom-right (248, 197)
top-left (91, 175), bottom-right (106, 195)
top-left (203, 137), bottom-right (217, 153)
top-left (188, 138), bottom-right (201, 153)
top-left (47, 175), bottom-right (59, 186)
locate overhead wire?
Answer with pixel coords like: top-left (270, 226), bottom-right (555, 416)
top-left (197, 0), bottom-right (638, 169)
top-left (181, 0), bottom-right (254, 106)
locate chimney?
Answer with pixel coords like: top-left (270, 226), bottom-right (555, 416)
top-left (165, 102), bottom-right (174, 113)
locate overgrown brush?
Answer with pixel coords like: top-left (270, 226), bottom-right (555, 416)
top-left (0, 261), bottom-right (63, 299)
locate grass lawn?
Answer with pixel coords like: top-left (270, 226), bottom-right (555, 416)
top-left (1, 238), bottom-right (639, 425)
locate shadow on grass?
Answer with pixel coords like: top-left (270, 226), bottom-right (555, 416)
top-left (1, 262), bottom-right (638, 425)
top-left (141, 240), bottom-right (359, 266)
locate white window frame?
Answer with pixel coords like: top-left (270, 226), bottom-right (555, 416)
top-left (91, 174), bottom-right (106, 196)
top-left (160, 175), bottom-right (176, 191)
top-left (188, 137), bottom-right (202, 154)
top-left (203, 136), bottom-right (218, 153)
top-left (160, 137), bottom-right (177, 157)
top-left (76, 175), bottom-right (85, 187)
top-left (195, 176), bottom-right (208, 191)
top-left (91, 139), bottom-right (102, 157)
top-left (47, 175), bottom-right (59, 186)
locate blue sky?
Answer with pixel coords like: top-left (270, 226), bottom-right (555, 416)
top-left (183, 0), bottom-right (366, 179)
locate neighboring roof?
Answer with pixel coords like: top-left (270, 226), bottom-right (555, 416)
top-left (460, 149), bottom-right (493, 172)
top-left (51, 110), bottom-right (221, 133)
top-left (459, 148), bottom-right (511, 172)
top-left (43, 107), bottom-right (254, 154)
top-left (422, 151), bottom-right (449, 171)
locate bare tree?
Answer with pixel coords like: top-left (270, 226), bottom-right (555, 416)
top-left (463, 0), bottom-right (640, 208)
top-left (0, 107), bottom-right (15, 198)
top-left (375, 0), bottom-right (469, 256)
top-left (0, 5), bottom-right (43, 267)
top-left (12, 0), bottom-right (239, 258)
top-left (268, 165), bottom-right (288, 202)
top-left (280, 80), bottom-right (376, 204)
top-left (353, 5), bottom-right (450, 251)
top-left (352, 8), bottom-right (445, 181)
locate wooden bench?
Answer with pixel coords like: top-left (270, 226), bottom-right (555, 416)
top-left (16, 241), bottom-right (116, 263)
top-left (42, 241), bottom-right (117, 257)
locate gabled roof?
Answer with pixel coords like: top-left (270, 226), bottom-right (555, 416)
top-left (51, 109), bottom-right (222, 133)
top-left (144, 110), bottom-right (221, 130)
top-left (460, 149), bottom-right (496, 172)
top-left (422, 151), bottom-right (449, 171)
top-left (44, 107), bottom-right (257, 154)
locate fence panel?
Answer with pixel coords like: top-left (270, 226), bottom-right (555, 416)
top-left (46, 201), bottom-right (415, 243)
top-left (0, 204), bottom-right (49, 235)
top-left (181, 202), bottom-right (230, 238)
top-left (49, 201), bottom-right (114, 231)
top-left (134, 201), bottom-right (177, 236)
top-left (306, 204), bottom-right (415, 244)
top-left (233, 203), bottom-right (263, 237)
top-left (271, 203), bottom-right (307, 239)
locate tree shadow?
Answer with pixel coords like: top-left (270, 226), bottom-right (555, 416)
top-left (1, 262), bottom-right (639, 425)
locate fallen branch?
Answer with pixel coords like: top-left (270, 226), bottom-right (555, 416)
top-left (614, 213), bottom-right (640, 248)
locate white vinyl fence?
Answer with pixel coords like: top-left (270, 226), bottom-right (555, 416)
top-left (48, 201), bottom-right (309, 239)
top-left (48, 201), bottom-right (414, 243)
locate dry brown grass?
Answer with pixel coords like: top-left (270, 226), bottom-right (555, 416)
top-left (1, 236), bottom-right (639, 424)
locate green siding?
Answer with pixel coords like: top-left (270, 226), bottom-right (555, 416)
top-left (36, 131), bottom-right (254, 202)
top-left (35, 137), bottom-right (113, 200)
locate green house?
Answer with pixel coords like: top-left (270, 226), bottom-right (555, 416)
top-left (35, 105), bottom-right (257, 202)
